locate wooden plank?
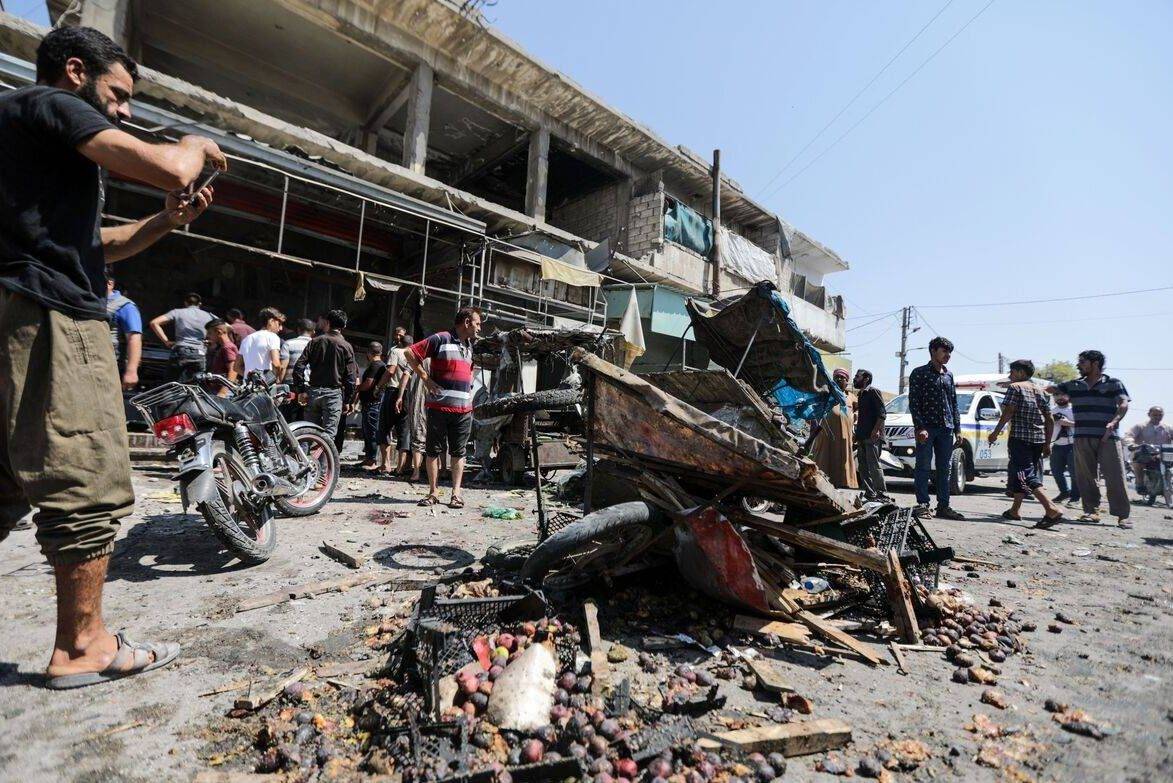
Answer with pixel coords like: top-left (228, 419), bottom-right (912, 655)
top-left (194, 773), bottom-right (280, 783)
top-left (199, 678), bottom-right (251, 697)
top-left (791, 508), bottom-right (870, 528)
top-left (795, 610), bottom-right (885, 667)
top-left (889, 641), bottom-right (909, 675)
top-left (951, 555), bottom-right (997, 567)
top-left (731, 511), bottom-right (890, 573)
top-left (234, 667), bottom-right (309, 711)
top-left (697, 718), bottom-right (852, 756)
top-left (884, 549), bottom-right (921, 644)
top-left (733, 615), bottom-right (813, 645)
top-left (583, 600), bottom-right (608, 696)
top-left (747, 657), bottom-right (794, 693)
top-left (234, 574), bottom-right (432, 613)
top-left (321, 540), bottom-right (366, 569)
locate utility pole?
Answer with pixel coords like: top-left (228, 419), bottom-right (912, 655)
top-left (997, 352), bottom-right (1006, 374)
top-left (710, 148), bottom-right (721, 298)
top-left (897, 306), bottom-right (911, 394)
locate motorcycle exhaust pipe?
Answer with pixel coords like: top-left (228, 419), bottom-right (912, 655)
top-left (251, 472), bottom-right (296, 498)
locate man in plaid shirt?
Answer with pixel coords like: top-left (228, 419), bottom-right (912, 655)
top-left (987, 359), bottom-right (1065, 528)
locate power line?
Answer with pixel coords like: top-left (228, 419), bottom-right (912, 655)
top-left (930, 310), bottom-right (1173, 327)
top-left (850, 321), bottom-right (899, 347)
top-left (754, 0), bottom-right (958, 197)
top-left (916, 284), bottom-right (1173, 309)
top-left (910, 307), bottom-right (994, 365)
top-left (847, 311), bottom-right (900, 332)
top-left (762, 0), bottom-right (998, 198)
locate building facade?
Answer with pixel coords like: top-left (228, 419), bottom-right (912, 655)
top-left (4, 0), bottom-right (847, 361)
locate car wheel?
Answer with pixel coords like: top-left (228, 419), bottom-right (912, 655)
top-left (949, 448), bottom-right (967, 495)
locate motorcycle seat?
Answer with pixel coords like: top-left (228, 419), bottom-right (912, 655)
top-left (201, 394), bottom-right (253, 422)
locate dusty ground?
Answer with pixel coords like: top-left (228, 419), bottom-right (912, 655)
top-left (1, 447), bottom-right (1171, 782)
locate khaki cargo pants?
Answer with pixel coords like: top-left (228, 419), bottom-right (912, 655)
top-left (0, 289), bottom-right (134, 564)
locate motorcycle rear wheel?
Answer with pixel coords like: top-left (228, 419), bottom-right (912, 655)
top-left (199, 444), bottom-right (277, 563)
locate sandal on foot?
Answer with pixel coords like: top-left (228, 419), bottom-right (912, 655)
top-left (418, 494), bottom-right (440, 507)
top-left (449, 495), bottom-right (465, 509)
top-left (1034, 512), bottom-right (1063, 530)
top-left (45, 632), bottom-right (180, 690)
top-left (1001, 510), bottom-right (1022, 521)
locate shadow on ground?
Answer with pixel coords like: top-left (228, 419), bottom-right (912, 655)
top-left (106, 514), bottom-right (252, 582)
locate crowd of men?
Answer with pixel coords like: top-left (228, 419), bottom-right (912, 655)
top-left (813, 337), bottom-right (1169, 530)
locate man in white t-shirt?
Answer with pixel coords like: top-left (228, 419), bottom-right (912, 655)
top-left (236, 306), bottom-right (284, 379)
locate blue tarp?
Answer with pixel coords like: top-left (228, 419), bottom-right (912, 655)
top-left (767, 291), bottom-right (846, 421)
top-left (663, 199), bottom-right (713, 256)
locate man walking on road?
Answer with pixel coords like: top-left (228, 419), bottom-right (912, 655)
top-left (105, 275), bottom-right (142, 391)
top-left (852, 369), bottom-right (889, 502)
top-left (908, 337), bottom-right (966, 520)
top-left (1, 26), bottom-right (224, 688)
top-left (405, 307), bottom-right (482, 508)
top-left (987, 360), bottom-right (1065, 528)
top-left (356, 342), bottom-right (388, 467)
top-left (1049, 392), bottom-right (1080, 508)
top-left (1047, 350), bottom-right (1132, 527)
top-left (293, 308), bottom-right (357, 443)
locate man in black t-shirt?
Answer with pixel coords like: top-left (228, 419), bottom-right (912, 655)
top-left (356, 342), bottom-right (388, 466)
top-left (853, 369), bottom-right (890, 502)
top-left (0, 27), bottom-right (225, 689)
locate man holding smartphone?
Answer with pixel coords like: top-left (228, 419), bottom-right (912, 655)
top-left (0, 27), bottom-right (225, 688)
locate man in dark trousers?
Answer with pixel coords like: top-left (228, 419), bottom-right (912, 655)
top-left (1046, 350), bottom-right (1132, 528)
top-left (987, 360), bottom-right (1064, 528)
top-left (293, 308), bottom-right (357, 445)
top-left (356, 342), bottom-right (388, 467)
top-left (852, 368), bottom-right (889, 502)
top-left (405, 307), bottom-right (482, 508)
top-left (908, 336), bottom-right (966, 520)
top-left (0, 26), bottom-right (224, 688)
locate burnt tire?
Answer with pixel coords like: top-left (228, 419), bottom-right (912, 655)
top-left (519, 501), bottom-right (659, 587)
top-left (198, 445), bottom-right (277, 564)
top-left (475, 387), bottom-right (582, 419)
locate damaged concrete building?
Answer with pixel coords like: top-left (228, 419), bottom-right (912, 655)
top-left (2, 0), bottom-right (847, 376)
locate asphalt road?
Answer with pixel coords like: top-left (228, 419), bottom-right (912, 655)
top-left (1, 455), bottom-right (1169, 781)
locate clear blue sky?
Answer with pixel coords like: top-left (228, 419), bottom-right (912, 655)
top-left (483, 0), bottom-right (1172, 426)
top-left (10, 1), bottom-right (1170, 425)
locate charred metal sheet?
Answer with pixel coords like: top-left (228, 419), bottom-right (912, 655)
top-left (572, 350), bottom-right (852, 514)
top-left (673, 508), bottom-right (772, 613)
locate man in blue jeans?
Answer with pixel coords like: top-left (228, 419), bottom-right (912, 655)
top-left (908, 336), bottom-right (966, 520)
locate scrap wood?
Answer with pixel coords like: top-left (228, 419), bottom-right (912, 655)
top-left (746, 657), bottom-right (794, 693)
top-left (795, 610), bottom-right (885, 666)
top-left (320, 540), bottom-right (366, 569)
top-left (194, 774), bottom-right (280, 783)
top-left (883, 549), bottom-right (921, 643)
top-left (889, 641), bottom-right (909, 674)
top-left (582, 600), bottom-right (609, 695)
top-left (233, 667), bottom-right (309, 711)
top-left (199, 678), bottom-right (252, 697)
top-left (732, 615), bottom-right (812, 645)
top-left (697, 718), bottom-right (852, 756)
top-left (790, 508), bottom-right (870, 528)
top-left (731, 510), bottom-right (890, 574)
top-left (951, 555), bottom-right (998, 567)
top-left (234, 573), bottom-right (432, 613)
top-left (81, 720), bottom-right (144, 741)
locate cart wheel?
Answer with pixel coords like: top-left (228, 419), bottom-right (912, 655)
top-left (500, 445), bottom-right (526, 486)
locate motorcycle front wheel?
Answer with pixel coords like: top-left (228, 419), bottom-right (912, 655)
top-left (199, 444), bottom-right (277, 563)
top-left (275, 424), bottom-right (339, 517)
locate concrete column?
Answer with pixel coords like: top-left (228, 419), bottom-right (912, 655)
top-left (402, 62), bottom-right (434, 175)
top-left (80, 0), bottom-right (132, 49)
top-left (525, 126), bottom-right (550, 222)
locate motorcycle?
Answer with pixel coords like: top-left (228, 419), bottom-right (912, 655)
top-left (132, 371), bottom-right (340, 563)
top-left (1132, 443), bottom-right (1173, 508)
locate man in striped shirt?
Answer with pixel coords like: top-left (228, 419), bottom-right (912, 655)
top-left (406, 306), bottom-right (482, 508)
top-left (1046, 350), bottom-right (1131, 527)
